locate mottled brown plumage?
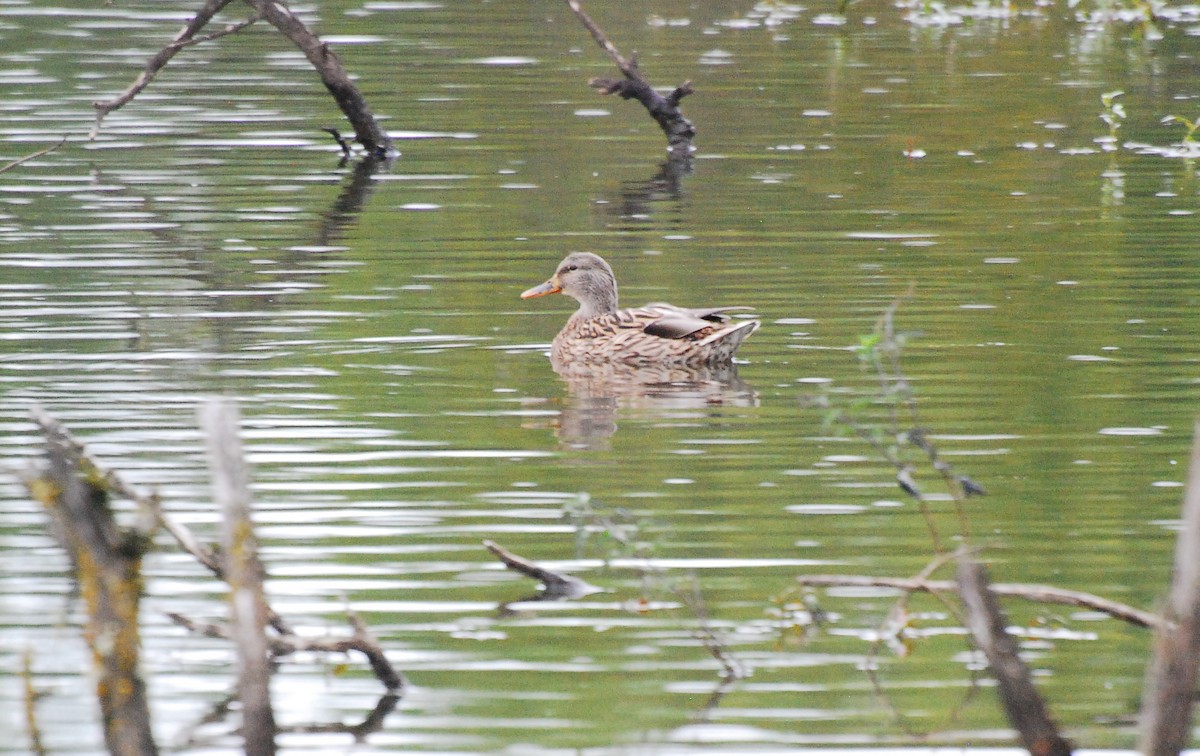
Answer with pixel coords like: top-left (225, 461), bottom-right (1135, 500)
top-left (521, 252), bottom-right (759, 367)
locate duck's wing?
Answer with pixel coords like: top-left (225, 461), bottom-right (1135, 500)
top-left (634, 304), bottom-right (757, 341)
top-left (640, 314), bottom-right (718, 340)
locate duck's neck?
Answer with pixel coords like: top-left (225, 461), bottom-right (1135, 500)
top-left (572, 283), bottom-right (618, 319)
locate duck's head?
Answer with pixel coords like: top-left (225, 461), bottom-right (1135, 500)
top-left (521, 252), bottom-right (618, 317)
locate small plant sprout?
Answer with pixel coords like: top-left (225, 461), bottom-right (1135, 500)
top-left (1161, 114), bottom-right (1200, 145)
top-left (1098, 90), bottom-right (1126, 151)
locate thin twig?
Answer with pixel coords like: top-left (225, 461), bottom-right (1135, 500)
top-left (0, 138), bottom-right (66, 175)
top-left (677, 575), bottom-right (745, 683)
top-left (797, 573), bottom-right (1161, 630)
top-left (91, 0), bottom-right (240, 138)
top-left (167, 609), bottom-right (407, 692)
top-left (22, 648), bottom-right (46, 756)
top-left (563, 0), bottom-right (633, 75)
top-left (166, 10), bottom-right (263, 51)
top-left (858, 550), bottom-right (972, 736)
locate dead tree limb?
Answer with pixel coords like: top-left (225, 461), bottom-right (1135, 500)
top-left (166, 609), bottom-right (406, 692)
top-left (200, 399), bottom-right (277, 756)
top-left (242, 0), bottom-right (392, 156)
top-left (564, 0), bottom-right (695, 157)
top-left (91, 0), bottom-right (393, 157)
top-left (1140, 418), bottom-right (1200, 756)
top-left (25, 407), bottom-right (160, 756)
top-left (484, 539), bottom-right (602, 602)
top-left (957, 555), bottom-right (1072, 756)
top-left (90, 0), bottom-right (241, 138)
top-left (795, 574), bottom-right (1162, 630)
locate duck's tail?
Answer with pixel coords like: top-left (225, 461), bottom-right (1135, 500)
top-left (697, 319), bottom-right (760, 361)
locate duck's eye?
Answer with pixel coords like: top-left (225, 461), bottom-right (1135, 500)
top-left (564, 264), bottom-right (578, 272)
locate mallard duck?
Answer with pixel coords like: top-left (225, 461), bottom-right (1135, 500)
top-left (521, 252), bottom-right (759, 366)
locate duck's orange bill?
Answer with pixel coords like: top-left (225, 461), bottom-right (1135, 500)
top-left (521, 280), bottom-right (561, 299)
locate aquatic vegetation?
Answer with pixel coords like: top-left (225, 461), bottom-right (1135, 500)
top-left (1097, 89), bottom-right (1126, 152)
top-left (1161, 113), bottom-right (1200, 145)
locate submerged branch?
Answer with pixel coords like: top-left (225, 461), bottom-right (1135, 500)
top-left (485, 539), bottom-right (601, 602)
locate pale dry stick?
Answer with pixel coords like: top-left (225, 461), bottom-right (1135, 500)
top-left (28, 404), bottom-right (293, 633)
top-left (200, 399), bottom-right (276, 756)
top-left (797, 573), bottom-right (1162, 630)
top-left (0, 138), bottom-right (66, 175)
top-left (564, 0), bottom-right (631, 73)
top-left (1139, 417), bottom-right (1200, 756)
top-left (90, 0), bottom-right (240, 138)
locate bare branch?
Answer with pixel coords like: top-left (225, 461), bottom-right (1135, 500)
top-left (796, 573), bottom-right (1162, 630)
top-left (957, 555), bottom-right (1072, 756)
top-left (167, 608), bottom-right (406, 693)
top-left (564, 0), bottom-right (634, 75)
top-left (562, 0), bottom-right (695, 156)
top-left (91, 0), bottom-right (240, 138)
top-left (243, 0), bottom-right (392, 156)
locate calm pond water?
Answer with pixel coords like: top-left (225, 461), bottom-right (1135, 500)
top-left (2, 0), bottom-right (1200, 752)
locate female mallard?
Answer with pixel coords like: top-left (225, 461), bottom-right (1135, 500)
top-left (521, 252), bottom-right (759, 367)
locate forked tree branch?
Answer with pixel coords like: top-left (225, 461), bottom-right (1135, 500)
top-left (91, 0), bottom-right (241, 138)
top-left (91, 0), bottom-right (393, 156)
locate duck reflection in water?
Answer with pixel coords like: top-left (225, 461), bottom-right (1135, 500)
top-left (549, 359), bottom-right (758, 449)
top-left (521, 252), bottom-right (760, 448)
